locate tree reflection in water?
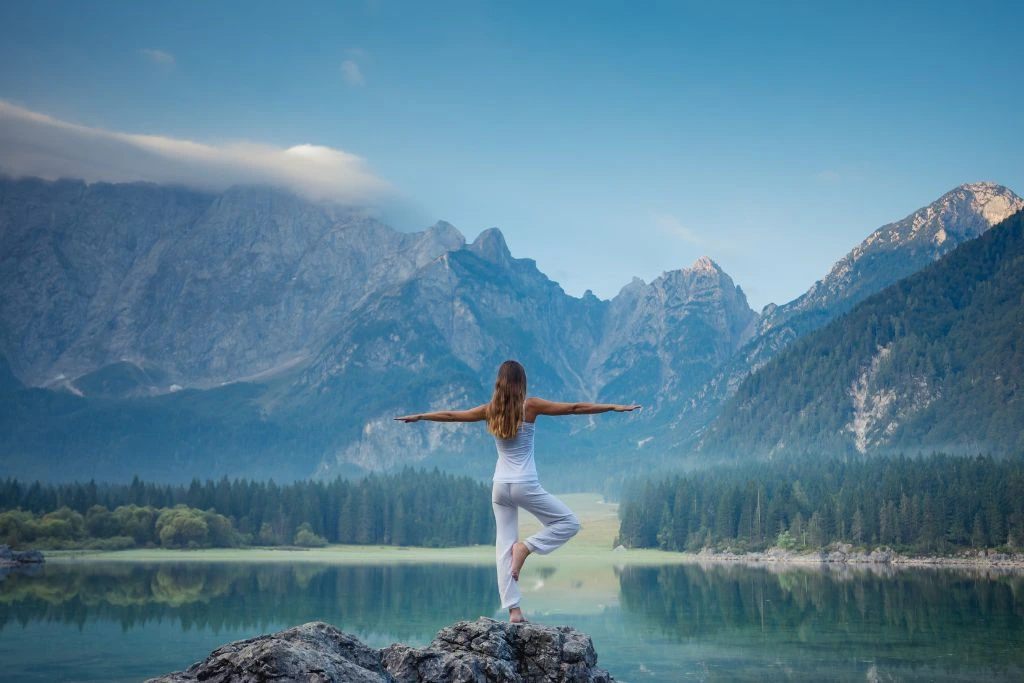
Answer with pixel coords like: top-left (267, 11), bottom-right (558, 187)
top-left (616, 562), bottom-right (1024, 678)
top-left (0, 562), bottom-right (495, 641)
top-left (4, 561), bottom-right (1024, 681)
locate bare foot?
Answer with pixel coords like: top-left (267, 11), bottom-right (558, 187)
top-left (509, 607), bottom-right (528, 623)
top-left (511, 541), bottom-right (531, 581)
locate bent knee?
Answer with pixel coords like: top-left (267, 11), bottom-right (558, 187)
top-left (567, 514), bottom-right (581, 536)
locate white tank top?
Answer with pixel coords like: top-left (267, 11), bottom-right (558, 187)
top-left (492, 421), bottom-right (538, 483)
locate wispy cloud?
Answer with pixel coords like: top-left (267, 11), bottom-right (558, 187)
top-left (340, 59), bottom-right (365, 86)
top-left (815, 169), bottom-right (841, 183)
top-left (0, 100), bottom-right (391, 205)
top-left (653, 212), bottom-right (707, 246)
top-left (139, 48), bottom-right (176, 68)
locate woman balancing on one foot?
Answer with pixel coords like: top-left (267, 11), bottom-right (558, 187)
top-left (395, 360), bottom-right (640, 624)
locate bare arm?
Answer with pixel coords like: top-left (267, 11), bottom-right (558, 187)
top-left (394, 403), bottom-right (488, 423)
top-left (526, 397), bottom-right (641, 418)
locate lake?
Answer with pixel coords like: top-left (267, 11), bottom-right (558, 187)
top-left (2, 559), bottom-right (1022, 682)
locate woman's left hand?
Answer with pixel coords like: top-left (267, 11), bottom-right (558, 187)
top-left (394, 415), bottom-right (421, 423)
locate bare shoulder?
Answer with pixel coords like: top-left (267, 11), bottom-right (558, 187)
top-left (525, 396), bottom-right (569, 419)
top-left (524, 396), bottom-right (543, 420)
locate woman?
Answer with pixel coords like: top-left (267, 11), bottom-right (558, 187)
top-left (395, 360), bottom-right (639, 623)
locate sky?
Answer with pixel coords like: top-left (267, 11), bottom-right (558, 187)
top-left (0, 0), bottom-right (1021, 310)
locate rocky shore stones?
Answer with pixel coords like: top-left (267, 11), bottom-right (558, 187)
top-left (0, 544), bottom-right (44, 566)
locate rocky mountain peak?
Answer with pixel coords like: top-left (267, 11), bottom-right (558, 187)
top-left (940, 182), bottom-right (1024, 230)
top-left (613, 276), bottom-right (648, 303)
top-left (690, 255), bottom-right (721, 273)
top-left (652, 256), bottom-right (739, 297)
top-left (419, 220), bottom-right (466, 255)
top-left (765, 182), bottom-right (1024, 331)
top-left (425, 219), bottom-right (465, 244)
top-left (895, 182), bottom-right (1023, 246)
top-left (468, 227), bottom-right (513, 264)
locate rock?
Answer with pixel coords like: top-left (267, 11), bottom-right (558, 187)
top-left (13, 549), bottom-right (44, 563)
top-left (383, 618), bottom-right (612, 683)
top-left (867, 548), bottom-right (895, 563)
top-left (0, 545), bottom-right (44, 566)
top-left (147, 618), bottom-right (616, 683)
top-left (146, 621), bottom-right (391, 683)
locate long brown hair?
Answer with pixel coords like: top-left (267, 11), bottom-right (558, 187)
top-left (487, 360), bottom-right (527, 439)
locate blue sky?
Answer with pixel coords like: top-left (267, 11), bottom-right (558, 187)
top-left (1, 0), bottom-right (1021, 309)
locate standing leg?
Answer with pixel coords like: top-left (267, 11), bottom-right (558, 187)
top-left (491, 482), bottom-right (522, 612)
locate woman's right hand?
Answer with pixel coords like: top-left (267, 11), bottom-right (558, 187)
top-left (394, 415), bottom-right (421, 423)
top-left (614, 404), bottom-right (642, 412)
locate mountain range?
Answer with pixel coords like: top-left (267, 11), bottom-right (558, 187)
top-left (0, 177), bottom-right (1020, 485)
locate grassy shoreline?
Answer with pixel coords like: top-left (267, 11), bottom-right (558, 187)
top-left (42, 493), bottom-right (1024, 571)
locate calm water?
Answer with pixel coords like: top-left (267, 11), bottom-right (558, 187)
top-left (1, 560), bottom-right (1023, 681)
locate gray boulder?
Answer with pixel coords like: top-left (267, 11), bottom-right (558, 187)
top-left (146, 621), bottom-right (391, 683)
top-left (383, 618), bottom-right (612, 682)
top-left (0, 545), bottom-right (44, 566)
top-left (147, 618), bottom-right (615, 683)
top-left (13, 548), bottom-right (44, 563)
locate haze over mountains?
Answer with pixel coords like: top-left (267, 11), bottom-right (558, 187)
top-left (0, 177), bottom-right (1020, 485)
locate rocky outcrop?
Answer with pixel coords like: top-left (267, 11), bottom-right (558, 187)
top-left (146, 618), bottom-right (615, 683)
top-left (0, 544), bottom-right (44, 566)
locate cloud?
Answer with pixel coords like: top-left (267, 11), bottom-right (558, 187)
top-left (652, 212), bottom-right (707, 246)
top-left (340, 60), bottom-right (365, 86)
top-left (139, 48), bottom-right (176, 67)
top-left (0, 100), bottom-right (392, 205)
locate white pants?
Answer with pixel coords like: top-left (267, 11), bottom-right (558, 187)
top-left (491, 481), bottom-right (581, 610)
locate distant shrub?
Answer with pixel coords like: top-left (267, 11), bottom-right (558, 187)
top-left (294, 523), bottom-right (328, 547)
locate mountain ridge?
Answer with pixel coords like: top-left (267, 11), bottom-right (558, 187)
top-left (662, 182), bottom-right (1024, 449)
top-left (1, 177), bottom-right (1021, 484)
top-left (700, 207), bottom-right (1024, 458)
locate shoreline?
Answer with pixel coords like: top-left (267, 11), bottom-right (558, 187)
top-left (21, 496), bottom-right (1024, 573)
top-left (41, 543), bottom-right (1024, 572)
top-left (685, 545), bottom-right (1024, 570)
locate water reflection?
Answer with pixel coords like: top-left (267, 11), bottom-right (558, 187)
top-left (615, 563), bottom-right (1024, 680)
top-left (2, 561), bottom-right (1024, 682)
top-left (0, 562), bottom-right (495, 641)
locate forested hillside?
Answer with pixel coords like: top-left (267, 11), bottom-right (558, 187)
top-left (617, 455), bottom-right (1024, 553)
top-left (701, 209), bottom-right (1024, 458)
top-left (0, 468), bottom-right (493, 549)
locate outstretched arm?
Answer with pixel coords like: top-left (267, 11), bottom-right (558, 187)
top-left (395, 403), bottom-right (488, 423)
top-left (527, 397), bottom-right (641, 417)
